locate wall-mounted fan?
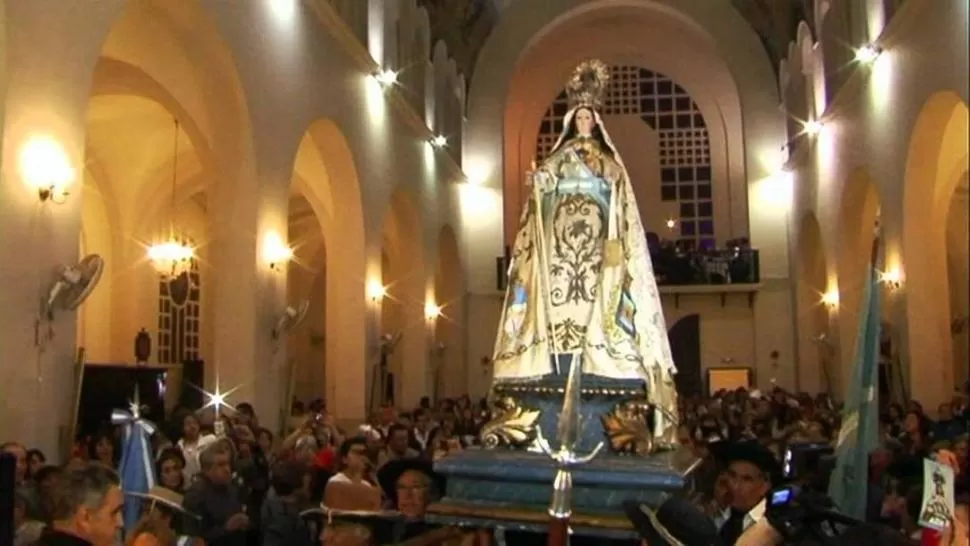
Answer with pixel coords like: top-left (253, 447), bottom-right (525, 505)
top-left (272, 300), bottom-right (309, 340)
top-left (380, 332), bottom-right (402, 356)
top-left (46, 254), bottom-right (105, 320)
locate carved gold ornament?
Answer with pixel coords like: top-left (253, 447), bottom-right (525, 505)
top-left (601, 400), bottom-right (653, 455)
top-left (565, 59), bottom-right (610, 110)
top-left (480, 397), bottom-right (542, 449)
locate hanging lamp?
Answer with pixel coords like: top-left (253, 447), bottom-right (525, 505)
top-left (147, 118), bottom-right (194, 277)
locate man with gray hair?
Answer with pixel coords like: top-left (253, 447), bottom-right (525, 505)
top-left (36, 462), bottom-right (123, 546)
top-left (182, 441), bottom-right (248, 546)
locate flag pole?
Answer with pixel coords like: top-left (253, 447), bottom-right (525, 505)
top-left (828, 221), bottom-right (883, 519)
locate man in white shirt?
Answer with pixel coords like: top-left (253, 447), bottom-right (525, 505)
top-left (327, 437), bottom-right (375, 487)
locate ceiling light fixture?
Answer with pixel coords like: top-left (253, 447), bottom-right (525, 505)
top-left (148, 119), bottom-right (194, 278)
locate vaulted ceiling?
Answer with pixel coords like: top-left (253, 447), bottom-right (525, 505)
top-left (421, 0), bottom-right (815, 83)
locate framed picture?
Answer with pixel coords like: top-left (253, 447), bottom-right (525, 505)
top-left (706, 367), bottom-right (753, 396)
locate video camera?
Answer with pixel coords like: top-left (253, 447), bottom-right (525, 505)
top-left (763, 484), bottom-right (859, 542)
top-left (762, 486), bottom-right (911, 546)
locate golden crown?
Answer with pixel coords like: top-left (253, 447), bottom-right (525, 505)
top-left (565, 59), bottom-right (610, 110)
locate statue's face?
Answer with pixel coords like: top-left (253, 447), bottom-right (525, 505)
top-left (574, 108), bottom-right (595, 136)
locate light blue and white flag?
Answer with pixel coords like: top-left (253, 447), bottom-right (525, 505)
top-left (112, 391), bottom-right (156, 532)
top-left (828, 242), bottom-right (882, 520)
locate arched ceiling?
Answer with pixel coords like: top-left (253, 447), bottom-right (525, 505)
top-left (430, 0), bottom-right (810, 82)
top-left (85, 95), bottom-right (202, 225)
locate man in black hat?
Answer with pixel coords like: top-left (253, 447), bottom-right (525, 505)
top-left (709, 440), bottom-right (781, 545)
top-left (376, 459), bottom-right (445, 519)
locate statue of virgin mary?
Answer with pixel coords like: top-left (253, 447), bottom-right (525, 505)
top-left (492, 60), bottom-right (677, 420)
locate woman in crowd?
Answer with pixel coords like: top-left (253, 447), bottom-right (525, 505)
top-left (177, 413), bottom-right (216, 484)
top-left (26, 449), bottom-right (46, 479)
top-left (156, 447), bottom-right (187, 494)
top-left (87, 429), bottom-right (118, 469)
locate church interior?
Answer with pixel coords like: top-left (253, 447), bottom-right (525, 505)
top-left (0, 2), bottom-right (968, 540)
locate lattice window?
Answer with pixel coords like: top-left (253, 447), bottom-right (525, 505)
top-left (157, 257), bottom-right (201, 365)
top-left (534, 65), bottom-right (714, 250)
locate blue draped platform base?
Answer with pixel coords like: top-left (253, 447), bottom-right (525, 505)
top-left (427, 359), bottom-right (699, 540)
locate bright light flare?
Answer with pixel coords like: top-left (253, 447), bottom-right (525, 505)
top-left (425, 301), bottom-right (442, 321)
top-left (803, 119), bottom-right (824, 136)
top-left (665, 218), bottom-right (676, 229)
top-left (262, 232), bottom-right (293, 269)
top-left (267, 0), bottom-right (297, 22)
top-left (821, 290), bottom-right (840, 308)
top-left (372, 69), bottom-right (397, 87)
top-left (879, 267), bottom-right (903, 287)
top-left (200, 383), bottom-right (243, 417)
top-left (20, 136), bottom-right (75, 199)
top-left (148, 240), bottom-right (195, 277)
top-left (367, 279), bottom-right (386, 301)
top-left (430, 135), bottom-right (447, 148)
top-left (463, 158), bottom-right (492, 185)
top-left (855, 44), bottom-right (882, 64)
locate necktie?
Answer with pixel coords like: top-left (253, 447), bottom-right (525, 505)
top-left (718, 509), bottom-right (746, 545)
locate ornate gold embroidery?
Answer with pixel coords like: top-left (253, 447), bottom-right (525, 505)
top-left (601, 400), bottom-right (653, 455)
top-left (479, 397), bottom-right (542, 449)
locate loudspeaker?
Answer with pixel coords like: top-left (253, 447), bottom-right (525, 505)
top-left (0, 452), bottom-right (15, 546)
top-left (180, 359), bottom-right (205, 409)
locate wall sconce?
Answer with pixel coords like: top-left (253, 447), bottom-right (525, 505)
top-left (880, 268), bottom-right (903, 289)
top-left (429, 135), bottom-right (447, 148)
top-left (372, 68), bottom-right (397, 87)
top-left (821, 289), bottom-right (840, 309)
top-left (855, 43), bottom-right (883, 63)
top-left (20, 136), bottom-right (75, 204)
top-left (367, 279), bottom-right (386, 303)
top-left (262, 232), bottom-right (293, 272)
top-left (425, 301), bottom-right (442, 322)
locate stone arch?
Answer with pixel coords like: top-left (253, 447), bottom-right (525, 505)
top-left (528, 64), bottom-right (717, 250)
top-left (468, 0), bottom-right (783, 293)
top-left (81, 94), bottom-right (211, 366)
top-left (668, 314), bottom-right (702, 397)
top-left (287, 118), bottom-right (367, 420)
top-left (79, 0), bottom-right (258, 405)
top-left (502, 9), bottom-right (749, 249)
top-left (835, 168), bottom-right (881, 396)
top-left (796, 212), bottom-right (833, 394)
top-left (432, 224), bottom-right (465, 399)
top-left (380, 187), bottom-right (427, 408)
top-left (901, 91), bottom-right (969, 407)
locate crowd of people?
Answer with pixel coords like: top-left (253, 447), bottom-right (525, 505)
top-left (3, 385), bottom-right (969, 546)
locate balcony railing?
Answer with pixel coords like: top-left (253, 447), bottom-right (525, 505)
top-left (654, 247), bottom-right (760, 286)
top-left (495, 246), bottom-right (760, 291)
